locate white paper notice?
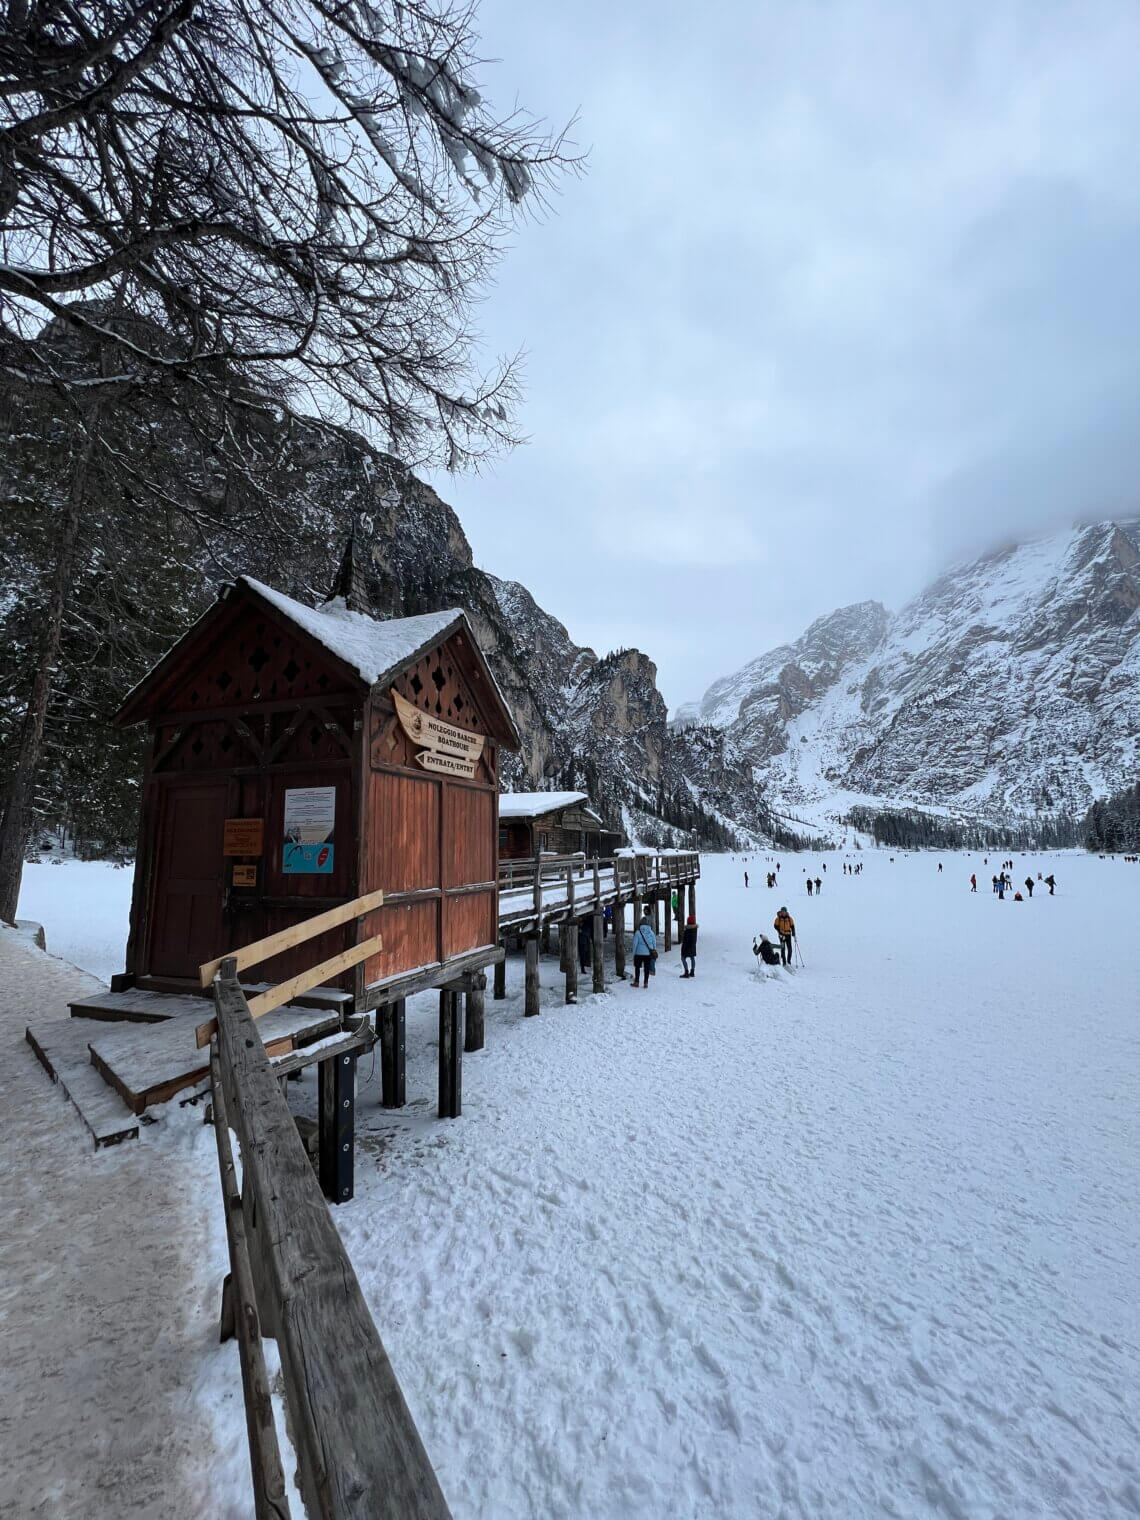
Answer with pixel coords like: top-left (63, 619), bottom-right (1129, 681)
top-left (283, 786), bottom-right (336, 844)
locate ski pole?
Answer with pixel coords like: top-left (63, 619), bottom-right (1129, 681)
top-left (795, 937), bottom-right (805, 968)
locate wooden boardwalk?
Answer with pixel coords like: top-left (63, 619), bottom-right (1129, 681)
top-left (496, 851), bottom-right (700, 1012)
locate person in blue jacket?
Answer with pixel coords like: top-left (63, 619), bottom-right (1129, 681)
top-left (631, 912), bottom-right (657, 989)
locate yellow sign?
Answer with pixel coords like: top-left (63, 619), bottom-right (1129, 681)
top-left (232, 864), bottom-right (258, 886)
top-left (392, 689), bottom-right (484, 778)
top-left (223, 818), bottom-right (264, 856)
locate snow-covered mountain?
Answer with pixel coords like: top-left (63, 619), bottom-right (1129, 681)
top-left (681, 521), bottom-right (1140, 827)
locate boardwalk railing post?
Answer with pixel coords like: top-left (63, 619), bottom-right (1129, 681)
top-left (438, 989), bottom-right (461, 1118)
top-left (379, 999), bottom-right (406, 1108)
top-left (592, 907), bottom-right (605, 993)
top-left (614, 897), bottom-right (625, 979)
top-left (565, 866), bottom-right (578, 1004)
top-left (524, 933), bottom-right (540, 1016)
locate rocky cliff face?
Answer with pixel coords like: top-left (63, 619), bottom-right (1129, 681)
top-left (332, 454), bottom-right (771, 846)
top-left (683, 520), bottom-right (1140, 827)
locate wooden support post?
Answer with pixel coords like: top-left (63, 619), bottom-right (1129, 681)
top-left (663, 893), bottom-right (672, 951)
top-left (438, 989), bottom-right (462, 1119)
top-left (541, 921), bottom-right (551, 955)
top-left (614, 899), bottom-right (626, 979)
top-left (493, 949), bottom-right (506, 1001)
top-left (319, 1049), bottom-right (356, 1204)
top-left (524, 934), bottom-right (540, 1016)
top-left (464, 975), bottom-right (486, 1053)
top-left (565, 926), bottom-right (578, 1005)
top-left (592, 909), bottom-right (605, 993)
top-left (379, 999), bottom-right (406, 1108)
top-left (688, 881), bottom-right (697, 920)
top-left (653, 896), bottom-right (661, 938)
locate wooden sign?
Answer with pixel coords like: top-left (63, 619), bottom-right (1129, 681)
top-left (392, 689), bottom-right (484, 778)
top-left (232, 864), bottom-right (257, 886)
top-left (223, 818), bottom-right (264, 856)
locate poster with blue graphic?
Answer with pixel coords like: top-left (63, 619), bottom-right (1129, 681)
top-left (283, 786), bottom-right (336, 875)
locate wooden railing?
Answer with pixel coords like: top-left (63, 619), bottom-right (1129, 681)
top-left (209, 959), bottom-right (451, 1520)
top-left (194, 888), bottom-right (385, 1048)
top-left (498, 850), bottom-right (700, 913)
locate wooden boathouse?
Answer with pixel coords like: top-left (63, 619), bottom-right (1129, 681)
top-left (499, 790), bottom-right (623, 860)
top-left (115, 575), bottom-right (519, 1003)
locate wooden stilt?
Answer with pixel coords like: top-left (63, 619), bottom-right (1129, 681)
top-left (524, 934), bottom-right (540, 1016)
top-left (438, 989), bottom-right (461, 1118)
top-left (592, 909), bottom-right (605, 993)
top-left (464, 975), bottom-right (486, 1052)
top-left (379, 999), bottom-right (405, 1108)
top-left (493, 950), bottom-right (506, 1001)
top-left (614, 899), bottom-right (626, 979)
top-left (688, 881), bottom-right (697, 921)
top-left (565, 925), bottom-right (578, 1005)
top-left (318, 1049), bottom-right (356, 1203)
top-left (541, 921), bottom-right (552, 955)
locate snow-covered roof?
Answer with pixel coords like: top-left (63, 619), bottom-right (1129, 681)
top-left (499, 790), bottom-right (602, 822)
top-left (240, 577), bottom-right (463, 688)
top-left (118, 575), bottom-right (520, 746)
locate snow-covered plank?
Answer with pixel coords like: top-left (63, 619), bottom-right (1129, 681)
top-left (25, 1020), bottom-right (140, 1147)
top-left (88, 1005), bottom-right (341, 1114)
top-left (68, 987), bottom-right (209, 1023)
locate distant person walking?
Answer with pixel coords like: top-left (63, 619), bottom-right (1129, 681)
top-left (1045, 873), bottom-right (1056, 896)
top-left (970, 873), bottom-right (977, 892)
top-left (814, 877), bottom-right (822, 895)
top-left (680, 916), bottom-right (698, 978)
top-left (744, 871), bottom-right (749, 889)
top-left (1024, 877), bottom-right (1034, 898)
top-left (774, 906), bottom-right (796, 966)
top-left (938, 862), bottom-right (943, 873)
top-left (806, 878), bottom-right (813, 897)
top-left (631, 913), bottom-right (656, 988)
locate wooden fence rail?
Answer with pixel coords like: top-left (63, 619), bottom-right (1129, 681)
top-left (210, 960), bottom-right (451, 1520)
top-left (498, 851), bottom-right (700, 927)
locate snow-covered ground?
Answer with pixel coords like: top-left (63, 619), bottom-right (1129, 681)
top-left (15, 849), bottom-right (1140, 1517)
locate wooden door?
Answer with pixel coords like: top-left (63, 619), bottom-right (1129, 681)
top-left (147, 781), bottom-right (230, 978)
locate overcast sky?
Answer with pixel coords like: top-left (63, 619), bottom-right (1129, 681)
top-left (425, 1), bottom-right (1140, 710)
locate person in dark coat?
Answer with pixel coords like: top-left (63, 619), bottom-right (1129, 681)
top-left (1045, 873), bottom-right (1056, 895)
top-left (680, 915), bottom-right (698, 978)
top-left (754, 935), bottom-right (781, 966)
top-left (1024, 877), bottom-right (1034, 898)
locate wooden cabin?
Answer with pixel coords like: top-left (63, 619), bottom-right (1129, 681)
top-left (498, 791), bottom-right (623, 861)
top-left (116, 576), bottom-right (519, 1005)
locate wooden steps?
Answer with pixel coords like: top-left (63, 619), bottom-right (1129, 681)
top-left (87, 1005), bottom-right (341, 1115)
top-left (26, 1021), bottom-right (141, 1148)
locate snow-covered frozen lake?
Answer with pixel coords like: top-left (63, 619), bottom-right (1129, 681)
top-left (17, 849), bottom-right (1140, 1517)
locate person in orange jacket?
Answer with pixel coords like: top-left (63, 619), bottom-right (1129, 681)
top-left (773, 906), bottom-right (796, 966)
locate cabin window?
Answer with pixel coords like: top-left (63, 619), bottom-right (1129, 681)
top-left (539, 832), bottom-right (549, 851)
top-left (498, 827), bottom-right (507, 849)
